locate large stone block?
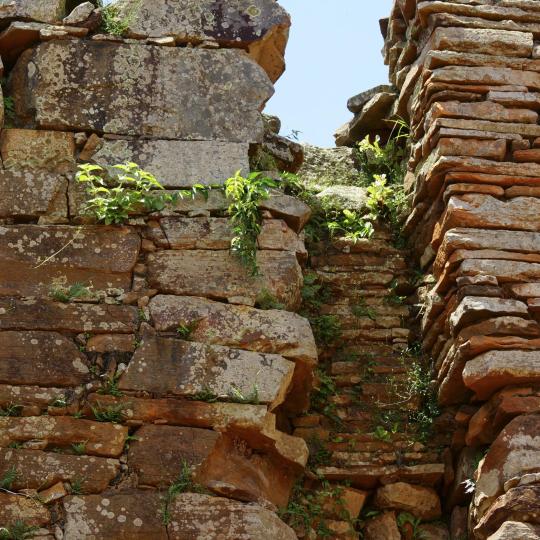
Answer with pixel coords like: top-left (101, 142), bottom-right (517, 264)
top-left (115, 0), bottom-right (291, 82)
top-left (149, 295), bottom-right (316, 364)
top-left (167, 493), bottom-right (297, 539)
top-left (0, 297), bottom-right (138, 334)
top-left (463, 350), bottom-right (540, 399)
top-left (0, 493), bottom-right (50, 528)
top-left (374, 482), bottom-right (441, 520)
top-left (118, 336), bottom-right (295, 408)
top-left (0, 225), bottom-right (140, 296)
top-left (128, 425), bottom-right (219, 487)
top-left (0, 0), bottom-right (65, 25)
top-left (487, 521), bottom-right (540, 540)
top-left (0, 417), bottom-right (128, 457)
top-left (12, 41), bottom-right (273, 142)
top-left (147, 250), bottom-right (302, 309)
top-left (0, 448), bottom-right (120, 493)
top-left (0, 331), bottom-right (89, 387)
top-left (0, 169), bottom-right (67, 221)
top-left (93, 139), bottom-right (249, 188)
top-left (63, 492), bottom-right (167, 540)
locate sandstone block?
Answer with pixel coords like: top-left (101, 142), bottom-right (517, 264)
top-left (0, 493), bottom-right (50, 528)
top-left (364, 511), bottom-right (401, 540)
top-left (459, 259), bottom-right (540, 284)
top-left (374, 482), bottom-right (441, 520)
top-left (428, 27), bottom-right (533, 57)
top-left (0, 129), bottom-right (75, 172)
top-left (64, 492), bottom-right (167, 540)
top-left (0, 417), bottom-right (128, 457)
top-left (463, 350), bottom-right (540, 399)
top-left (128, 425), bottom-right (219, 487)
top-left (118, 336), bottom-right (295, 408)
top-left (488, 91), bottom-right (540, 110)
top-left (0, 225), bottom-right (139, 296)
top-left (437, 138), bottom-right (507, 161)
top-left (167, 493), bottom-right (297, 539)
top-left (13, 41), bottom-right (273, 142)
top-left (0, 169), bottom-right (67, 221)
top-left (0, 298), bottom-right (138, 334)
top-left (93, 139), bottom-right (249, 188)
top-left (149, 295), bottom-right (317, 364)
top-left (0, 448), bottom-right (120, 493)
top-left (0, 0), bottom-right (65, 25)
top-left (86, 334), bottom-right (135, 353)
top-left (0, 331), bottom-right (89, 387)
top-left (147, 250), bottom-right (302, 310)
top-left (487, 521), bottom-right (540, 540)
top-left (115, 0), bottom-right (291, 82)
top-left (260, 191), bottom-right (312, 232)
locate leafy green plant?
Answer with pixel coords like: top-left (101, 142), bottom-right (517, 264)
top-left (310, 315), bottom-right (342, 346)
top-left (97, 0), bottom-right (141, 36)
top-left (160, 461), bottom-right (206, 525)
top-left (0, 522), bottom-right (38, 540)
top-left (0, 467), bottom-right (18, 490)
top-left (76, 162), bottom-right (186, 224)
top-left (228, 384), bottom-right (259, 405)
top-left (224, 171), bottom-right (277, 275)
top-left (176, 321), bottom-right (199, 340)
top-left (0, 404), bottom-right (22, 417)
top-left (255, 290), bottom-right (285, 310)
top-left (3, 97), bottom-right (14, 127)
top-left (301, 272), bottom-right (330, 311)
top-left (49, 281), bottom-right (91, 303)
top-left (373, 424), bottom-right (397, 442)
top-left (71, 442), bottom-right (87, 456)
top-left (351, 299), bottom-right (377, 321)
top-left (397, 512), bottom-right (426, 539)
top-left (90, 401), bottom-right (127, 423)
top-left (70, 477), bottom-right (85, 496)
top-left (327, 208), bottom-right (375, 242)
top-left (97, 373), bottom-right (123, 398)
top-left (189, 387), bottom-right (219, 403)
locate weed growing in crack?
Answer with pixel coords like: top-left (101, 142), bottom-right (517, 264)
top-left (176, 320), bottom-right (199, 340)
top-left (71, 442), bottom-right (87, 456)
top-left (49, 281), bottom-right (91, 303)
top-left (0, 467), bottom-right (18, 490)
top-left (0, 522), bottom-right (38, 540)
top-left (228, 384), bottom-right (259, 405)
top-left (351, 298), bottom-right (377, 321)
top-left (0, 404), bottom-right (22, 417)
top-left (189, 387), bottom-right (219, 403)
top-left (90, 401), bottom-right (127, 423)
top-left (97, 372), bottom-right (123, 398)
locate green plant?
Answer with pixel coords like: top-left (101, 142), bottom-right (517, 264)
top-left (301, 272), bottom-right (330, 311)
top-left (224, 171), bottom-right (277, 275)
top-left (49, 281), bottom-right (91, 303)
top-left (351, 299), bottom-right (377, 321)
top-left (70, 477), bottom-right (85, 495)
top-left (189, 387), bottom-right (219, 403)
top-left (71, 442), bottom-right (87, 456)
top-left (397, 512), bottom-right (426, 539)
top-left (255, 290), bottom-right (285, 310)
top-left (0, 522), bottom-right (38, 540)
top-left (0, 467), bottom-right (18, 490)
top-left (97, 372), bottom-right (123, 398)
top-left (50, 397), bottom-right (68, 409)
top-left (97, 0), bottom-right (141, 36)
top-left (373, 424), bottom-right (397, 442)
top-left (228, 384), bottom-right (259, 405)
top-left (90, 401), bottom-right (127, 423)
top-left (7, 442), bottom-right (22, 449)
top-left (3, 96), bottom-right (14, 126)
top-left (176, 321), bottom-right (199, 340)
top-left (0, 404), bottom-right (22, 417)
top-left (76, 162), bottom-right (186, 224)
top-left (309, 315), bottom-right (342, 346)
top-left (160, 461), bottom-right (205, 525)
top-left (327, 208), bottom-right (375, 242)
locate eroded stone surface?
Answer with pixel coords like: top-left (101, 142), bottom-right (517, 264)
top-left (167, 493), bottom-right (297, 539)
top-left (119, 336), bottom-right (295, 407)
top-left (13, 41), bottom-right (273, 142)
top-left (374, 482), bottom-right (441, 520)
top-left (0, 493), bottom-right (50, 528)
top-left (0, 0), bottom-right (65, 25)
top-left (93, 139), bottom-right (249, 188)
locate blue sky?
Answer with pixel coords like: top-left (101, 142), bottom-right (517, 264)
top-left (266, 0), bottom-right (393, 147)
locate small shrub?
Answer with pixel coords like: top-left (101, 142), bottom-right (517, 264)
top-left (0, 522), bottom-right (38, 540)
top-left (0, 467), bottom-right (18, 490)
top-left (97, 372), bottom-right (123, 398)
top-left (71, 442), bottom-right (87, 456)
top-left (189, 387), bottom-right (219, 403)
top-left (228, 384), bottom-right (259, 405)
top-left (90, 401), bottom-right (127, 423)
top-left (70, 477), bottom-right (85, 495)
top-left (176, 321), bottom-right (199, 340)
top-left (0, 404), bottom-right (22, 417)
top-left (49, 281), bottom-right (91, 303)
top-left (351, 299), bottom-right (377, 321)
top-left (309, 315), bottom-right (342, 346)
top-left (255, 290), bottom-right (285, 310)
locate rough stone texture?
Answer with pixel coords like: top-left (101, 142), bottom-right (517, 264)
top-left (167, 493), bottom-right (297, 539)
top-left (487, 521), bottom-right (540, 540)
top-left (0, 0), bottom-right (65, 25)
top-left (0, 448), bottom-right (120, 493)
top-left (147, 250), bottom-right (303, 310)
top-left (0, 128), bottom-right (75, 172)
top-left (12, 41), bottom-right (273, 142)
top-left (115, 0), bottom-right (291, 82)
top-left (118, 336), bottom-right (295, 408)
top-left (128, 425), bottom-right (219, 486)
top-left (364, 511), bottom-right (401, 540)
top-left (0, 331), bottom-right (89, 386)
top-left (0, 493), bottom-right (50, 527)
top-left (259, 191), bottom-right (312, 232)
top-left (93, 139), bottom-right (249, 188)
top-left (0, 169), bottom-right (67, 221)
top-left (63, 492), bottom-right (167, 540)
top-left (0, 225), bottom-right (140, 296)
top-left (374, 482), bottom-right (442, 520)
top-left (316, 185), bottom-right (368, 212)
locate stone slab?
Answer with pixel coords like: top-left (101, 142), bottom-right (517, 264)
top-left (128, 425), bottom-right (219, 487)
top-left (167, 493), bottom-right (297, 539)
top-left (63, 492), bottom-right (167, 540)
top-left (13, 41), bottom-right (273, 142)
top-left (93, 139), bottom-right (249, 188)
top-left (0, 331), bottom-right (89, 387)
top-left (118, 336), bottom-right (295, 407)
top-left (147, 250), bottom-right (302, 310)
top-left (0, 225), bottom-right (140, 296)
top-left (0, 169), bottom-right (67, 221)
top-left (0, 448), bottom-right (120, 493)
top-left (0, 493), bottom-right (50, 528)
top-left (0, 297), bottom-right (138, 334)
top-left (0, 0), bottom-right (65, 25)
top-left (0, 417), bottom-right (128, 457)
top-left (149, 294), bottom-right (317, 363)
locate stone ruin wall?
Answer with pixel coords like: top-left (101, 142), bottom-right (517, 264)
top-left (1, 0), bottom-right (540, 539)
